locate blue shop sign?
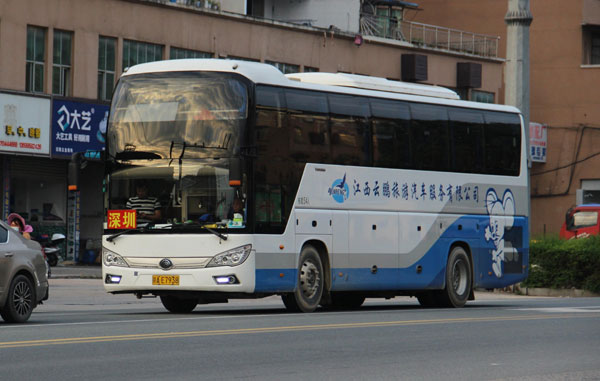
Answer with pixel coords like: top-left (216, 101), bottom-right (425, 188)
top-left (51, 99), bottom-right (108, 158)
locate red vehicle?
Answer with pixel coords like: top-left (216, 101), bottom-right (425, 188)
top-left (560, 204), bottom-right (600, 239)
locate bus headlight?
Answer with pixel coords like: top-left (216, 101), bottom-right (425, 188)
top-left (207, 245), bottom-right (252, 267)
top-left (103, 249), bottom-right (129, 267)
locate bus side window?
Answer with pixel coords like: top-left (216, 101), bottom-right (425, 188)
top-left (285, 89), bottom-right (330, 164)
top-left (410, 103), bottom-right (450, 172)
top-left (370, 98), bottom-right (412, 169)
top-left (483, 112), bottom-right (522, 176)
top-left (448, 108), bottom-right (484, 173)
top-left (328, 94), bottom-right (370, 166)
top-left (254, 86), bottom-right (297, 234)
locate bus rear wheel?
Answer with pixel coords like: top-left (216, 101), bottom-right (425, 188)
top-left (282, 245), bottom-right (324, 313)
top-left (160, 296), bottom-right (198, 313)
top-left (439, 246), bottom-right (472, 308)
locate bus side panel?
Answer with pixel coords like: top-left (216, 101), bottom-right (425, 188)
top-left (330, 215), bottom-right (529, 292)
top-left (477, 216), bottom-right (529, 289)
top-left (253, 232), bottom-right (297, 293)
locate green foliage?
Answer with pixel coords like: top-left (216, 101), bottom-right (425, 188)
top-left (524, 235), bottom-right (600, 293)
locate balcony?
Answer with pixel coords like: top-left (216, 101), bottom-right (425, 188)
top-left (360, 13), bottom-right (500, 58)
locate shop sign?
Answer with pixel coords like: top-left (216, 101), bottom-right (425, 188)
top-left (529, 122), bottom-right (547, 163)
top-left (51, 99), bottom-right (109, 158)
top-left (0, 93), bottom-right (51, 156)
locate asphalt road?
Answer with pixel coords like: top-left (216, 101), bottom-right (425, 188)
top-left (1, 279), bottom-right (599, 381)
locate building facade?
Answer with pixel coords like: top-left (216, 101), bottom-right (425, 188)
top-left (412, 0), bottom-right (600, 236)
top-left (0, 0), bottom-right (505, 260)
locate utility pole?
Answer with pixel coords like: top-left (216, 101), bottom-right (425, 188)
top-left (505, 0), bottom-right (533, 128)
top-left (505, 0), bottom-right (533, 240)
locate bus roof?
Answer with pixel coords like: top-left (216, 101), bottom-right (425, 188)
top-left (286, 72), bottom-right (460, 100)
top-left (122, 59), bottom-right (521, 114)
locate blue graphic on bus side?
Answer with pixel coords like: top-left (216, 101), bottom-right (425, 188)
top-left (328, 173), bottom-right (349, 203)
top-left (484, 188), bottom-right (515, 278)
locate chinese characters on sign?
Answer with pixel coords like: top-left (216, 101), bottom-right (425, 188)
top-left (350, 178), bottom-right (480, 204)
top-left (107, 210), bottom-right (137, 229)
top-left (529, 122), bottom-right (547, 163)
top-left (52, 99), bottom-right (109, 157)
top-left (0, 93), bottom-right (51, 156)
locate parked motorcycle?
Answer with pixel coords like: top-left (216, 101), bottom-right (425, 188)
top-left (35, 233), bottom-right (66, 267)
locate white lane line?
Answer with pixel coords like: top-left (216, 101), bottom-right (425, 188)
top-left (511, 306), bottom-right (600, 313)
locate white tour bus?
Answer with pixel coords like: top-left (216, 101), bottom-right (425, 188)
top-left (101, 59), bottom-right (528, 312)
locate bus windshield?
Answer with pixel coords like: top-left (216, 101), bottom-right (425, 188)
top-left (108, 159), bottom-right (246, 229)
top-left (108, 72), bottom-right (248, 159)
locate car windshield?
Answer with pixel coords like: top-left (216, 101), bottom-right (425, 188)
top-left (107, 159), bottom-right (246, 230)
top-left (108, 72), bottom-right (248, 160)
top-left (568, 211), bottom-right (598, 230)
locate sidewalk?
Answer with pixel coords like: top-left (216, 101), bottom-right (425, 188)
top-left (51, 261), bottom-right (102, 279)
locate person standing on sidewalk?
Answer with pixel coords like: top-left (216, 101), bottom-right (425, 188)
top-left (7, 213), bottom-right (33, 239)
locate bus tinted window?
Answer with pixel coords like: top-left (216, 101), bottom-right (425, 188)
top-left (410, 103), bottom-right (449, 171)
top-left (449, 108), bottom-right (484, 173)
top-left (254, 86), bottom-right (296, 234)
top-left (286, 89), bottom-right (330, 164)
top-left (370, 99), bottom-right (411, 169)
top-left (329, 94), bottom-right (370, 166)
top-left (285, 89), bottom-right (328, 114)
top-left (484, 112), bottom-right (521, 176)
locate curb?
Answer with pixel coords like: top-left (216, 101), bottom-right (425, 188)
top-left (523, 288), bottom-right (600, 297)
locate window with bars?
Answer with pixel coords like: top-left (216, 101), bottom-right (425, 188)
top-left (52, 30), bottom-right (72, 96)
top-left (265, 61), bottom-right (300, 74)
top-left (471, 90), bottom-right (495, 104)
top-left (592, 31), bottom-right (600, 65)
top-left (583, 26), bottom-right (600, 65)
top-left (122, 40), bottom-right (163, 70)
top-left (303, 66), bottom-right (319, 72)
top-left (98, 36), bottom-right (116, 101)
top-left (170, 47), bottom-right (212, 59)
top-left (26, 26), bottom-right (46, 93)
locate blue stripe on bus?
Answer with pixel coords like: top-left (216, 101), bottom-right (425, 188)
top-left (254, 216), bottom-right (529, 293)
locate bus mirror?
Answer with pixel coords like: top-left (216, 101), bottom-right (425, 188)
top-left (68, 153), bottom-right (82, 191)
top-left (229, 158), bottom-right (242, 187)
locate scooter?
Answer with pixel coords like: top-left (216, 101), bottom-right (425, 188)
top-left (36, 233), bottom-right (66, 267)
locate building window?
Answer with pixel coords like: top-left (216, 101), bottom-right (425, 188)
top-left (26, 26), bottom-right (46, 93)
top-left (98, 36), bottom-right (116, 101)
top-left (123, 40), bottom-right (163, 69)
top-left (303, 66), bottom-right (319, 72)
top-left (170, 47), bottom-right (212, 59)
top-left (583, 26), bottom-right (600, 65)
top-left (471, 90), bottom-right (494, 104)
top-left (52, 30), bottom-right (72, 96)
top-left (226, 56), bottom-right (259, 62)
top-left (266, 61), bottom-right (300, 74)
top-left (592, 32), bottom-right (600, 65)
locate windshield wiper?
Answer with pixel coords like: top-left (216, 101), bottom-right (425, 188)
top-left (106, 223), bottom-right (155, 242)
top-left (115, 151), bottom-right (161, 160)
top-left (161, 221), bottom-right (228, 241)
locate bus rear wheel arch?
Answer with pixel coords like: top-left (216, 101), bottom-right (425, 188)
top-left (439, 245), bottom-right (472, 308)
top-left (417, 244), bottom-right (473, 308)
top-left (282, 244), bottom-right (324, 313)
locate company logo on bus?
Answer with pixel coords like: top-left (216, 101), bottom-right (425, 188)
top-left (328, 174), bottom-right (350, 203)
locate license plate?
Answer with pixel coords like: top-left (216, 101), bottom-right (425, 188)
top-left (152, 275), bottom-right (180, 285)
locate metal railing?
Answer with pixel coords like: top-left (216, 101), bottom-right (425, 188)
top-left (360, 13), bottom-right (499, 58)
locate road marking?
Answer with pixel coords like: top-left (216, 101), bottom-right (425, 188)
top-left (512, 306), bottom-right (600, 313)
top-left (1, 313), bottom-right (598, 349)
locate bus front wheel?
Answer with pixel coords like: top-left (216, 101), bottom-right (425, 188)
top-left (439, 246), bottom-right (472, 308)
top-left (160, 296), bottom-right (198, 313)
top-left (282, 245), bottom-right (324, 313)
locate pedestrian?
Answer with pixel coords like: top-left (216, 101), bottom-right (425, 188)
top-left (7, 212), bottom-right (33, 239)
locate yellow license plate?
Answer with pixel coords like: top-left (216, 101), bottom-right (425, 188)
top-left (152, 275), bottom-right (180, 285)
